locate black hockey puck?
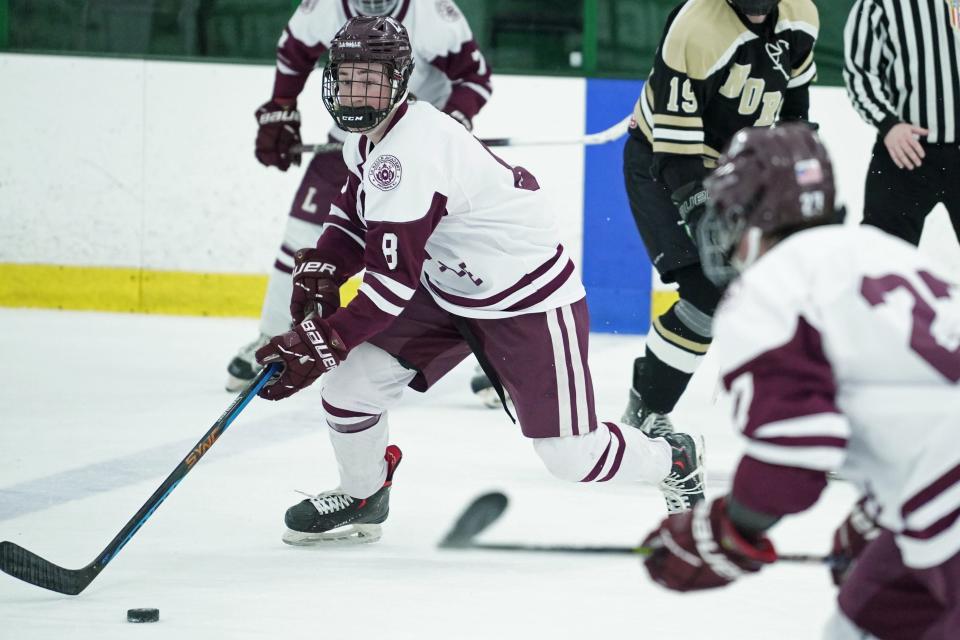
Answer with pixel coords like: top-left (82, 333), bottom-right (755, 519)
top-left (127, 608), bottom-right (159, 623)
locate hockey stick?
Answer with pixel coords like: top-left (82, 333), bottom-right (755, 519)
top-left (0, 363), bottom-right (280, 595)
top-left (439, 492), bottom-right (839, 566)
top-left (292, 114), bottom-right (632, 155)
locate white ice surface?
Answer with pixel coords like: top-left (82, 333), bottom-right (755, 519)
top-left (0, 309), bottom-right (858, 639)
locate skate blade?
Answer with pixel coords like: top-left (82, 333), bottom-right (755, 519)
top-left (282, 523), bottom-right (383, 546)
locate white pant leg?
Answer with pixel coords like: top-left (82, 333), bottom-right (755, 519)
top-left (532, 422), bottom-right (671, 484)
top-left (823, 610), bottom-right (880, 640)
top-left (259, 217), bottom-right (324, 337)
top-left (321, 343), bottom-right (416, 499)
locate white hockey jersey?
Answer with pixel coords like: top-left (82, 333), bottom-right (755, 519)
top-left (274, 0), bottom-right (492, 140)
top-left (318, 101), bottom-right (586, 351)
top-left (714, 224), bottom-right (960, 569)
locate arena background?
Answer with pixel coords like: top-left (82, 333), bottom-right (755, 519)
top-left (2, 0), bottom-right (958, 330)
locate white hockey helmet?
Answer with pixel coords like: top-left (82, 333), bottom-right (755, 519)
top-left (349, 0), bottom-right (399, 15)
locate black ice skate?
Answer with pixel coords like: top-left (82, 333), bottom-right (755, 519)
top-left (225, 333), bottom-right (270, 392)
top-left (282, 445), bottom-right (402, 546)
top-left (622, 359), bottom-right (675, 438)
top-left (657, 432), bottom-right (705, 514)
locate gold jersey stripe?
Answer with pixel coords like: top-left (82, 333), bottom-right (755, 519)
top-left (652, 140), bottom-right (706, 156)
top-left (652, 315), bottom-right (711, 354)
top-left (792, 49), bottom-right (815, 76)
top-left (652, 113), bottom-right (705, 128)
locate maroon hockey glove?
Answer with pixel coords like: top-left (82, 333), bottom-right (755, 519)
top-left (254, 99), bottom-right (302, 171)
top-left (254, 318), bottom-right (346, 401)
top-left (642, 497), bottom-right (777, 592)
top-left (290, 249), bottom-right (343, 324)
top-left (830, 498), bottom-right (881, 586)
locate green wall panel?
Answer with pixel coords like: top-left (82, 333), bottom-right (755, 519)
top-left (2, 0), bottom-right (854, 85)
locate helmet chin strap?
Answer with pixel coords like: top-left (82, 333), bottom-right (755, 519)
top-left (732, 226), bottom-right (765, 273)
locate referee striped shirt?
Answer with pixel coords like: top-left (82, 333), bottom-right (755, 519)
top-left (844, 0), bottom-right (960, 144)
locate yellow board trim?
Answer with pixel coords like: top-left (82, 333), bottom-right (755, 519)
top-left (0, 263), bottom-right (361, 317)
top-left (1, 263), bottom-right (669, 332)
top-left (651, 290), bottom-right (680, 320)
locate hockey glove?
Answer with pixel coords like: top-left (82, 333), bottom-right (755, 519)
top-left (254, 99), bottom-right (302, 171)
top-left (255, 319), bottom-right (346, 401)
top-left (829, 498), bottom-right (881, 586)
top-left (642, 496), bottom-right (777, 592)
top-left (671, 181), bottom-right (708, 241)
top-left (290, 249), bottom-right (344, 324)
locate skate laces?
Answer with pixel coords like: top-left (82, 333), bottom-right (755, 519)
top-left (659, 467), bottom-right (705, 514)
top-left (658, 435), bottom-right (705, 514)
top-left (295, 489), bottom-right (355, 515)
top-left (641, 412), bottom-right (675, 438)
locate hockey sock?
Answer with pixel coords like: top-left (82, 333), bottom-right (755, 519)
top-left (639, 299), bottom-right (712, 414)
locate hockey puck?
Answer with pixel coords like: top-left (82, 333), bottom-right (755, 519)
top-left (127, 608), bottom-right (159, 623)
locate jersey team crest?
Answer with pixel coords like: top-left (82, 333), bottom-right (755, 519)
top-left (369, 155), bottom-right (403, 190)
top-left (949, 0), bottom-right (960, 31)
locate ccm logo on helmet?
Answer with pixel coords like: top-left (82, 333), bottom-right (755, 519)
top-left (293, 261), bottom-right (337, 277)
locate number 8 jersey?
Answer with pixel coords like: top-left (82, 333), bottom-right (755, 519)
top-left (713, 224), bottom-right (960, 570)
top-left (631, 0), bottom-right (818, 171)
top-left (317, 100), bottom-right (586, 352)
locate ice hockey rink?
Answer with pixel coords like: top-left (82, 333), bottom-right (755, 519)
top-left (0, 307), bottom-right (861, 639)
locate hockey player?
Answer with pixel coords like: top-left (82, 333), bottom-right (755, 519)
top-left (622, 0), bottom-right (819, 437)
top-left (226, 0), bottom-right (493, 395)
top-left (253, 16), bottom-right (706, 545)
top-left (641, 124), bottom-right (960, 639)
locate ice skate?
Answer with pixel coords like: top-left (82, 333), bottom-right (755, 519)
top-left (623, 387), bottom-right (676, 438)
top-left (658, 432), bottom-right (705, 514)
top-left (622, 358), bottom-right (675, 437)
top-left (282, 445), bottom-right (402, 546)
top-left (470, 364), bottom-right (511, 409)
top-left (225, 333), bottom-right (270, 392)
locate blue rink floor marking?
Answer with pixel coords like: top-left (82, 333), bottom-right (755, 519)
top-left (0, 417), bottom-right (315, 522)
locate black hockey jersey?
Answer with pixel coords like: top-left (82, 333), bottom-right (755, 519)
top-left (631, 0), bottom-right (818, 183)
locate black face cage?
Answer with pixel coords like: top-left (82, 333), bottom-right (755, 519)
top-left (696, 205), bottom-right (746, 288)
top-left (321, 60), bottom-right (411, 133)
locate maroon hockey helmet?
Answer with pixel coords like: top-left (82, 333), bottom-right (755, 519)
top-left (321, 15), bottom-right (414, 132)
top-left (697, 123), bottom-right (838, 286)
top-left (727, 0), bottom-right (780, 16)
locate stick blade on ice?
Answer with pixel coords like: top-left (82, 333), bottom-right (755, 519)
top-left (438, 492), bottom-right (509, 548)
top-left (0, 541), bottom-right (96, 595)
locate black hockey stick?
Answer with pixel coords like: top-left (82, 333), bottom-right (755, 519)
top-left (0, 363), bottom-right (280, 595)
top-left (439, 492), bottom-right (839, 566)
